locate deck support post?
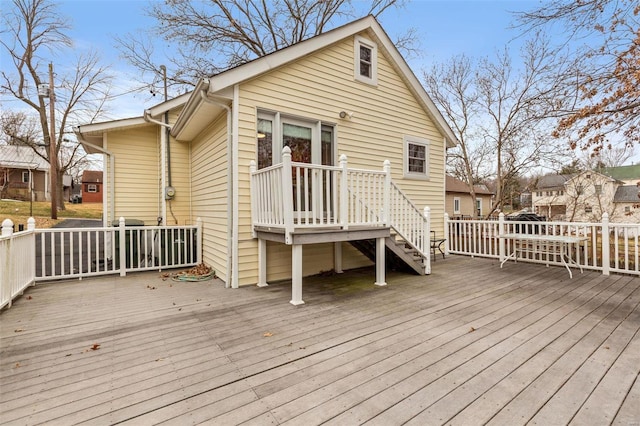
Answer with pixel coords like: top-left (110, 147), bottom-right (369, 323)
top-left (257, 238), bottom-right (268, 287)
top-left (290, 244), bottom-right (304, 305)
top-left (375, 236), bottom-right (387, 286)
top-left (334, 242), bottom-right (343, 273)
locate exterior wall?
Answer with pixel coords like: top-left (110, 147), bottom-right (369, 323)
top-left (234, 31), bottom-right (447, 285)
top-left (445, 193), bottom-right (491, 218)
top-left (565, 173), bottom-right (618, 222)
top-left (106, 125), bottom-right (162, 225)
top-left (1, 169), bottom-right (47, 201)
top-left (190, 115), bottom-right (230, 282)
top-left (82, 182), bottom-right (103, 203)
top-left (164, 110), bottom-right (192, 225)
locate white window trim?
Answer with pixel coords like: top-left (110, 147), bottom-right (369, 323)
top-left (403, 135), bottom-right (430, 180)
top-left (454, 197), bottom-right (461, 214)
top-left (22, 171), bottom-right (29, 183)
top-left (476, 198), bottom-right (482, 216)
top-left (87, 184), bottom-right (97, 193)
top-left (354, 35), bottom-right (378, 86)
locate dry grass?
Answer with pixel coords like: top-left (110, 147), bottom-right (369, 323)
top-left (0, 200), bottom-right (102, 229)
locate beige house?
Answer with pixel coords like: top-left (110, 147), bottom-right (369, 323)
top-left (564, 170), bottom-right (640, 222)
top-left (445, 175), bottom-right (494, 219)
top-left (75, 16), bottom-right (457, 293)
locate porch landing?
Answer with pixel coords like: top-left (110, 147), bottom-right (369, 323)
top-left (1, 257), bottom-right (639, 425)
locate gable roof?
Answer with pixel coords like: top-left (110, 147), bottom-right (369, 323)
top-left (534, 174), bottom-right (573, 190)
top-left (0, 145), bottom-right (49, 170)
top-left (171, 15), bottom-right (459, 146)
top-left (599, 164), bottom-right (640, 181)
top-left (82, 170), bottom-right (103, 183)
top-left (613, 185), bottom-right (640, 203)
top-left (446, 175), bottom-right (493, 195)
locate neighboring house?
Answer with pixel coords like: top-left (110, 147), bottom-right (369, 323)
top-left (0, 145), bottom-right (52, 201)
top-left (565, 170), bottom-right (632, 222)
top-left (534, 168), bottom-right (640, 222)
top-left (75, 16), bottom-right (457, 289)
top-left (81, 170), bottom-right (103, 203)
top-left (445, 175), bottom-right (494, 218)
top-left (532, 174), bottom-right (573, 220)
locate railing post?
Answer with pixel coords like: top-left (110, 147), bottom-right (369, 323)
top-left (444, 212), bottom-right (450, 255)
top-left (499, 212), bottom-right (505, 263)
top-left (27, 217), bottom-right (36, 231)
top-left (196, 217), bottom-right (203, 265)
top-left (281, 147), bottom-right (294, 244)
top-left (383, 160), bottom-right (391, 226)
top-left (249, 160), bottom-right (257, 238)
top-left (424, 206), bottom-right (431, 275)
top-left (339, 154), bottom-right (348, 229)
top-left (2, 218), bottom-right (13, 237)
top-left (601, 212), bottom-right (610, 276)
top-left (119, 217), bottom-right (126, 276)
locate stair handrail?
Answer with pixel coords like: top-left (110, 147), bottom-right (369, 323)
top-left (387, 180), bottom-right (430, 257)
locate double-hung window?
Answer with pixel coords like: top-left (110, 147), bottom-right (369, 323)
top-left (22, 171), bottom-right (29, 183)
top-left (354, 36), bottom-right (377, 85)
top-left (403, 135), bottom-right (429, 179)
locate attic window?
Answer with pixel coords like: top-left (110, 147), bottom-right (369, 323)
top-left (354, 36), bottom-right (377, 85)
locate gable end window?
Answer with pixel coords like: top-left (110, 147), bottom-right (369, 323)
top-left (354, 36), bottom-right (377, 85)
top-left (403, 136), bottom-right (429, 179)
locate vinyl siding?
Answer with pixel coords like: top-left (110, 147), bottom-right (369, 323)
top-left (190, 115), bottom-right (230, 282)
top-left (107, 125), bottom-right (161, 224)
top-left (235, 32), bottom-right (446, 286)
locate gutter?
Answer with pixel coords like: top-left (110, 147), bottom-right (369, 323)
top-left (199, 87), bottom-right (235, 289)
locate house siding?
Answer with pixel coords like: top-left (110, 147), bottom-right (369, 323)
top-left (190, 115), bottom-right (230, 282)
top-left (234, 32), bottom-right (446, 286)
top-left (107, 126), bottom-right (161, 224)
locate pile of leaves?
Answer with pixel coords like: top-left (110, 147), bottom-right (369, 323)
top-left (171, 263), bottom-right (216, 282)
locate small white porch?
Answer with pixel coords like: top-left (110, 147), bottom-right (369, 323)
top-left (250, 147), bottom-right (433, 305)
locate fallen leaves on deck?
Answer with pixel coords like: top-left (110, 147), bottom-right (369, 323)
top-left (90, 343), bottom-right (100, 351)
top-left (263, 332), bottom-right (274, 337)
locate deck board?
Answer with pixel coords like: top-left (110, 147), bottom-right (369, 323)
top-left (1, 256), bottom-right (639, 425)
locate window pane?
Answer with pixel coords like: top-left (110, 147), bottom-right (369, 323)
top-left (283, 123), bottom-right (312, 163)
top-left (359, 45), bottom-right (372, 78)
top-left (257, 119), bottom-right (273, 169)
top-left (321, 126), bottom-right (333, 166)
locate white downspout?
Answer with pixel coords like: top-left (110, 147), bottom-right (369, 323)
top-left (144, 110), bottom-right (172, 225)
top-left (78, 137), bottom-right (115, 226)
top-left (199, 89), bottom-right (234, 289)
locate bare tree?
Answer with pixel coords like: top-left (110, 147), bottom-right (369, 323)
top-left (116, 0), bottom-right (409, 96)
top-left (423, 33), bottom-right (574, 216)
top-left (1, 0), bottom-right (113, 213)
top-left (517, 0), bottom-right (640, 155)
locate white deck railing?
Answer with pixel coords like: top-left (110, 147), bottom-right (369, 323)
top-left (0, 217), bottom-right (203, 309)
top-left (250, 147), bottom-right (429, 257)
top-left (446, 213), bottom-right (640, 276)
top-left (1, 218), bottom-right (36, 309)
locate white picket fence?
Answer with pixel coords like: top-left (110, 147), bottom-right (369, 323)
top-left (1, 217), bottom-right (202, 309)
top-left (1, 218), bottom-right (36, 309)
top-left (446, 213), bottom-right (640, 276)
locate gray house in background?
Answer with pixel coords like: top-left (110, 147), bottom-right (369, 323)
top-left (0, 145), bottom-right (71, 202)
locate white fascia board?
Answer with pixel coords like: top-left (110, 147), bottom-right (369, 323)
top-left (76, 117), bottom-right (148, 135)
top-left (145, 92), bottom-right (191, 118)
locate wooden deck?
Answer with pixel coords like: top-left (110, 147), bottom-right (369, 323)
top-left (1, 256), bottom-right (639, 425)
